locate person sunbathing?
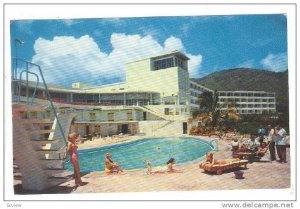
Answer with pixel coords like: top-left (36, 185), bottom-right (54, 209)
top-left (205, 152), bottom-right (240, 165)
top-left (152, 158), bottom-right (183, 174)
top-left (238, 142), bottom-right (268, 153)
top-left (104, 153), bottom-right (126, 175)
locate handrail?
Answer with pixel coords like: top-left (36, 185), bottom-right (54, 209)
top-left (18, 70), bottom-right (39, 105)
top-left (12, 57), bottom-right (68, 147)
top-left (210, 139), bottom-right (219, 151)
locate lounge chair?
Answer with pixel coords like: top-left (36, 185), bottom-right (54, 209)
top-left (233, 141), bottom-right (271, 160)
top-left (199, 153), bottom-right (248, 175)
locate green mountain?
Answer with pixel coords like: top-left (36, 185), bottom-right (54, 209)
top-left (192, 68), bottom-right (289, 113)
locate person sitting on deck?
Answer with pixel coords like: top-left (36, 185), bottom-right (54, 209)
top-left (104, 153), bottom-right (126, 175)
top-left (258, 142), bottom-right (268, 152)
top-left (231, 138), bottom-right (240, 152)
top-left (244, 134), bottom-right (260, 152)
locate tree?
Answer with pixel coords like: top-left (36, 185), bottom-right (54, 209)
top-left (198, 90), bottom-right (219, 125)
top-left (199, 90), bottom-right (218, 113)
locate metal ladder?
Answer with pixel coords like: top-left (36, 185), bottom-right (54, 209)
top-left (11, 57), bottom-right (68, 147)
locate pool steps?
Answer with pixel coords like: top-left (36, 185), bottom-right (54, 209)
top-left (12, 104), bottom-right (76, 191)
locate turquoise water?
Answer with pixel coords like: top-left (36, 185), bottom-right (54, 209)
top-left (64, 137), bottom-right (213, 172)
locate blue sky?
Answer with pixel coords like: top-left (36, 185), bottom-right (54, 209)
top-left (10, 15), bottom-right (287, 87)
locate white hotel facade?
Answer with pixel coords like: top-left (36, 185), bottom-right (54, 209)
top-left (15, 51), bottom-right (276, 136)
top-left (217, 91), bottom-right (276, 114)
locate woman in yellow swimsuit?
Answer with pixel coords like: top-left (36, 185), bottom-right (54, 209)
top-left (104, 153), bottom-right (125, 174)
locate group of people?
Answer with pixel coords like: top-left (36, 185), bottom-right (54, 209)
top-left (267, 124), bottom-right (288, 163)
top-left (67, 133), bottom-right (182, 187)
top-left (230, 124), bottom-right (288, 163)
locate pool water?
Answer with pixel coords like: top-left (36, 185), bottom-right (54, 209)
top-left (64, 137), bottom-right (213, 172)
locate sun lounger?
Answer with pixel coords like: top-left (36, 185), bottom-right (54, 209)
top-left (199, 159), bottom-right (248, 175)
top-left (234, 141), bottom-right (271, 160)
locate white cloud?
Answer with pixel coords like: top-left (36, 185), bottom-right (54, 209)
top-left (237, 59), bottom-right (256, 68)
top-left (31, 34), bottom-right (202, 86)
top-left (97, 18), bottom-right (127, 27)
top-left (32, 35), bottom-right (107, 86)
top-left (260, 52), bottom-right (288, 72)
top-left (180, 23), bottom-right (191, 36)
top-left (61, 19), bottom-right (82, 27)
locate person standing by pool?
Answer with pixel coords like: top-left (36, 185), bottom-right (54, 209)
top-left (275, 125), bottom-right (288, 163)
top-left (258, 125), bottom-right (266, 146)
top-left (267, 125), bottom-right (277, 161)
top-left (144, 160), bottom-right (152, 174)
top-left (105, 153), bottom-right (126, 174)
top-left (68, 133), bottom-right (83, 187)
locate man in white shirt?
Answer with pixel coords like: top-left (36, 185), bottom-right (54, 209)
top-left (275, 125), bottom-right (288, 163)
top-left (267, 125), bottom-right (277, 161)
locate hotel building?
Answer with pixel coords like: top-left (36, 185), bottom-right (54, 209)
top-left (13, 51), bottom-right (276, 136)
top-left (217, 91), bottom-right (276, 114)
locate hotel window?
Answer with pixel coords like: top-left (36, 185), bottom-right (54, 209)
top-left (89, 112), bottom-right (96, 122)
top-left (153, 57), bottom-right (174, 71)
top-left (269, 93), bottom-right (275, 97)
top-left (254, 93), bottom-right (261, 97)
top-left (127, 112), bottom-right (133, 121)
top-left (108, 113), bottom-right (114, 121)
top-left (46, 109), bottom-right (51, 118)
top-left (31, 111), bottom-right (37, 119)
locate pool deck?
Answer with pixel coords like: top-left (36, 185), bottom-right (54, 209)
top-left (35, 135), bottom-right (290, 194)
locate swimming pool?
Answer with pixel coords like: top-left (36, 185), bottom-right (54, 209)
top-left (64, 137), bottom-right (214, 172)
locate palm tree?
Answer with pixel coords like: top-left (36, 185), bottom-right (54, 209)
top-left (199, 90), bottom-right (218, 113)
top-left (199, 90), bottom-right (219, 125)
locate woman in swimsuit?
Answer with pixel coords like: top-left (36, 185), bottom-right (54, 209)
top-left (152, 158), bottom-right (183, 174)
top-left (166, 158), bottom-right (182, 173)
top-left (104, 153), bottom-right (125, 174)
top-left (68, 133), bottom-right (83, 187)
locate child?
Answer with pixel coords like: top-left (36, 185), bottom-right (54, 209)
top-left (144, 160), bottom-right (152, 174)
